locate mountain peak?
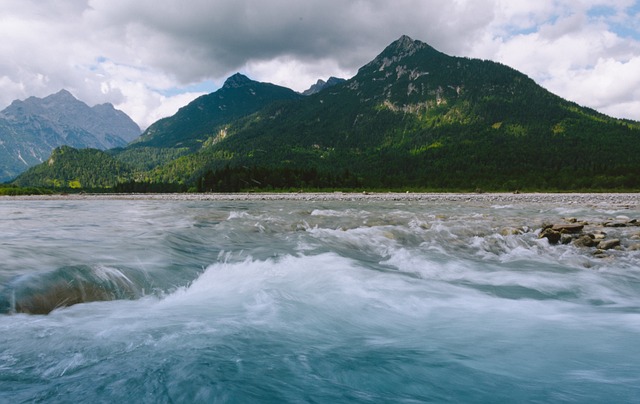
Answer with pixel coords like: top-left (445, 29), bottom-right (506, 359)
top-left (302, 76), bottom-right (346, 95)
top-left (358, 35), bottom-right (439, 75)
top-left (223, 73), bottom-right (254, 89)
top-left (394, 35), bottom-right (416, 48)
top-left (45, 89), bottom-right (78, 103)
top-left (385, 35), bottom-right (428, 56)
top-left (55, 89), bottom-right (74, 97)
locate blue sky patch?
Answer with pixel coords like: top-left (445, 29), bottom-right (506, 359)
top-left (588, 4), bottom-right (640, 40)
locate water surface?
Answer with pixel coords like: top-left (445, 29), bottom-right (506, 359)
top-left (1, 197), bottom-right (639, 402)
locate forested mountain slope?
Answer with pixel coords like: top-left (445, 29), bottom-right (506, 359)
top-left (14, 36), bottom-right (640, 191)
top-left (156, 36), bottom-right (640, 190)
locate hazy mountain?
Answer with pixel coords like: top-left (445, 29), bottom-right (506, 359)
top-left (14, 36), bottom-right (640, 191)
top-left (0, 90), bottom-right (140, 182)
top-left (302, 77), bottom-right (346, 95)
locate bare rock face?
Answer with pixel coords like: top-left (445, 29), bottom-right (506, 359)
top-left (1, 90), bottom-right (140, 146)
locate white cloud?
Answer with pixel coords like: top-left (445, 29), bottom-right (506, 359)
top-left (245, 57), bottom-right (353, 93)
top-left (0, 0), bottom-right (638, 128)
top-left (545, 56), bottom-right (640, 109)
top-left (474, 1), bottom-right (640, 121)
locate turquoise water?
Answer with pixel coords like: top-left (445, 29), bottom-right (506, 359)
top-left (1, 198), bottom-right (640, 402)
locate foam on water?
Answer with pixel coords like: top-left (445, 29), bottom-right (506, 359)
top-left (1, 198), bottom-right (639, 402)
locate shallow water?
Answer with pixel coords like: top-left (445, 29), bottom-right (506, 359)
top-left (1, 198), bottom-right (639, 402)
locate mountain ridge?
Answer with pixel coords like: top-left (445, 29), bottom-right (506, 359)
top-left (0, 90), bottom-right (140, 182)
top-left (302, 77), bottom-right (346, 95)
top-left (1, 90), bottom-right (140, 144)
top-left (128, 74), bottom-right (304, 151)
top-left (13, 35), bottom-right (640, 191)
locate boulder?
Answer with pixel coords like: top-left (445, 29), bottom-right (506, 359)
top-left (560, 233), bottom-right (573, 244)
top-left (561, 234), bottom-right (573, 245)
top-left (551, 223), bottom-right (584, 233)
top-left (598, 239), bottom-right (621, 250)
top-left (573, 235), bottom-right (597, 248)
top-left (604, 221), bottom-right (627, 228)
top-left (593, 250), bottom-right (609, 258)
top-left (539, 228), bottom-right (561, 244)
top-left (0, 265), bottom-right (143, 315)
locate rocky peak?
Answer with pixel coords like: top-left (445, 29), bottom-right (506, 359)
top-left (383, 35), bottom-right (429, 59)
top-left (45, 89), bottom-right (78, 103)
top-left (302, 76), bottom-right (346, 95)
top-left (392, 35), bottom-right (418, 50)
top-left (1, 89), bottom-right (140, 148)
top-left (7, 90), bottom-right (84, 116)
top-left (223, 73), bottom-right (254, 89)
top-left (359, 35), bottom-right (435, 75)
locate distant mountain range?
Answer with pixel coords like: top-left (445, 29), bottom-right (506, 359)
top-left (12, 35), bottom-right (640, 191)
top-left (0, 90), bottom-right (140, 182)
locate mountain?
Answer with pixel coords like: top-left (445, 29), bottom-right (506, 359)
top-left (153, 35), bottom-right (640, 190)
top-left (129, 73), bottom-right (304, 150)
top-left (13, 36), bottom-right (640, 191)
top-left (302, 77), bottom-right (346, 95)
top-left (111, 73), bottom-right (305, 172)
top-left (0, 90), bottom-right (140, 182)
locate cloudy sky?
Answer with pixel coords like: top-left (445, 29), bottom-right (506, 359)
top-left (1, 0), bottom-right (639, 128)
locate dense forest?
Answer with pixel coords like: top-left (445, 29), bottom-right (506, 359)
top-left (0, 184), bottom-right (52, 196)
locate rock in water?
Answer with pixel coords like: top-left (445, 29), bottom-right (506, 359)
top-left (552, 223), bottom-right (584, 233)
top-left (573, 235), bottom-right (597, 248)
top-left (0, 265), bottom-right (143, 315)
top-left (598, 239), bottom-right (621, 250)
top-left (539, 228), bottom-right (561, 244)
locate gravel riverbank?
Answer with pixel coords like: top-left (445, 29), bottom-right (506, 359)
top-left (2, 192), bottom-right (638, 208)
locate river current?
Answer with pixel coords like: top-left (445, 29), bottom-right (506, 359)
top-left (1, 195), bottom-right (639, 402)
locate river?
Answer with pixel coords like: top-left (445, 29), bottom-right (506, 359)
top-left (1, 194), bottom-right (639, 402)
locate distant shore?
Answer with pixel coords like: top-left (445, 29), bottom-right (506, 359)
top-left (2, 192), bottom-right (638, 208)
